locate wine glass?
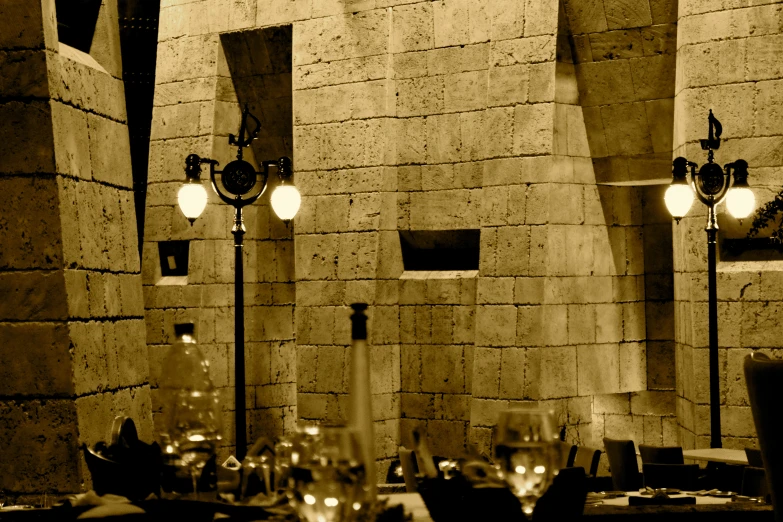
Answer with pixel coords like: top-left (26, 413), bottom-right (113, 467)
top-left (169, 389), bottom-right (223, 499)
top-left (288, 425), bottom-right (367, 522)
top-left (495, 408), bottom-right (557, 515)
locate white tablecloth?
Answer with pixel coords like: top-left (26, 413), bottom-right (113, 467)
top-left (593, 491), bottom-right (733, 506)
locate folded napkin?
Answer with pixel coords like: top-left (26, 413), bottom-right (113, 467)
top-left (629, 495), bottom-right (696, 506)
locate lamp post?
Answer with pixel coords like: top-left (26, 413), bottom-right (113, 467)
top-left (664, 110), bottom-right (755, 449)
top-left (177, 105), bottom-right (301, 460)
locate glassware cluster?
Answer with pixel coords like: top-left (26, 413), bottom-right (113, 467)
top-left (159, 323), bottom-right (223, 498)
top-left (287, 424), bottom-right (369, 522)
top-left (495, 408), bottom-right (558, 515)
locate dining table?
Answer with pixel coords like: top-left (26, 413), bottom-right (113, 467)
top-left (381, 490), bottom-right (775, 522)
top-left (682, 448), bottom-right (749, 465)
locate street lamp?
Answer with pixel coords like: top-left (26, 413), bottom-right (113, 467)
top-left (177, 105), bottom-right (300, 460)
top-left (665, 110), bottom-right (755, 449)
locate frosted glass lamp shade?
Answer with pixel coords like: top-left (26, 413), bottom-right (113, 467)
top-left (726, 187), bottom-right (755, 220)
top-left (665, 183), bottom-right (694, 220)
top-left (271, 184), bottom-right (301, 221)
top-left (178, 182), bottom-right (208, 222)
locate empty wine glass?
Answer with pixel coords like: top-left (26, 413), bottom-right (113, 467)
top-left (169, 389), bottom-right (222, 499)
top-left (495, 408), bottom-right (557, 515)
top-left (288, 426), bottom-right (367, 522)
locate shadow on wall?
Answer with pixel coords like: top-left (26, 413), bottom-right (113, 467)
top-left (220, 26), bottom-right (293, 162)
top-left (217, 26), bottom-right (298, 444)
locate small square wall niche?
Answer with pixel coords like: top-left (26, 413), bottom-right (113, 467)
top-left (157, 240), bottom-right (189, 285)
top-left (399, 230), bottom-right (480, 271)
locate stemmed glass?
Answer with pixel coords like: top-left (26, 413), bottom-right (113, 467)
top-left (288, 425), bottom-right (367, 522)
top-left (495, 408), bottom-right (557, 515)
top-left (169, 389), bottom-right (223, 499)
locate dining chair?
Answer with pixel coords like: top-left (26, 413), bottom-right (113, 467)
top-left (571, 446), bottom-right (601, 478)
top-left (398, 447), bottom-right (418, 492)
top-left (746, 447), bottom-right (764, 468)
top-left (557, 441), bottom-right (577, 469)
top-left (642, 463), bottom-right (699, 490)
top-left (638, 444), bottom-right (685, 464)
top-left (533, 466), bottom-right (587, 521)
top-left (745, 352), bottom-right (783, 521)
top-left (603, 438), bottom-right (642, 491)
top-left (742, 466), bottom-right (769, 499)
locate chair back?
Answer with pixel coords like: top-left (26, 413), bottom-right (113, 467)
top-left (745, 352), bottom-right (783, 521)
top-left (398, 447), bottom-right (418, 492)
top-left (746, 447), bottom-right (764, 468)
top-left (603, 438), bottom-right (641, 491)
top-left (533, 466), bottom-right (587, 521)
top-left (556, 441), bottom-right (577, 469)
top-left (642, 463), bottom-right (699, 490)
top-left (742, 466), bottom-right (769, 499)
top-left (572, 446), bottom-right (601, 478)
top-left (638, 445), bottom-right (684, 464)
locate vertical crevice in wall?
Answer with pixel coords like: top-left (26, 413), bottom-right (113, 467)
top-left (118, 0), bottom-right (160, 256)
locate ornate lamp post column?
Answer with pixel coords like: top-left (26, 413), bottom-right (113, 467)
top-left (664, 110), bottom-right (755, 448)
top-left (177, 105), bottom-right (301, 460)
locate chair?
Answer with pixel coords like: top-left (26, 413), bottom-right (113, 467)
top-left (746, 447), bottom-right (764, 468)
top-left (638, 445), bottom-right (684, 464)
top-left (745, 352), bottom-right (783, 521)
top-left (642, 463), bottom-right (699, 490)
top-left (533, 466), bottom-right (587, 521)
top-left (556, 441), bottom-right (577, 469)
top-left (742, 466), bottom-right (769, 499)
top-left (398, 447), bottom-right (419, 492)
top-left (603, 438), bottom-right (642, 491)
top-left (571, 446), bottom-right (601, 478)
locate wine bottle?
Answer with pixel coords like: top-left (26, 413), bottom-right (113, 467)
top-left (348, 303), bottom-right (377, 500)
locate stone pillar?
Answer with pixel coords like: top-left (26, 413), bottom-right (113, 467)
top-left (673, 0), bottom-right (783, 449)
top-left (0, 0), bottom-right (150, 498)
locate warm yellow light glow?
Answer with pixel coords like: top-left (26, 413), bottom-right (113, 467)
top-left (304, 494), bottom-right (316, 505)
top-left (271, 184), bottom-right (301, 221)
top-left (534, 465), bottom-right (546, 474)
top-left (726, 187), bottom-right (755, 219)
top-left (324, 497), bottom-right (339, 507)
top-left (352, 502), bottom-right (362, 511)
top-left (178, 182), bottom-right (208, 221)
top-left (515, 465), bottom-right (526, 474)
top-left (664, 183), bottom-right (694, 219)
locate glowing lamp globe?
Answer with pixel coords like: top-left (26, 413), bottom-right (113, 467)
top-left (178, 182), bottom-right (208, 223)
top-left (664, 183), bottom-right (694, 220)
top-left (726, 187), bottom-right (755, 220)
top-left (271, 184), bottom-right (301, 221)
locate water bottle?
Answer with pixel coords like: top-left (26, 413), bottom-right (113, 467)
top-left (158, 322), bottom-right (222, 497)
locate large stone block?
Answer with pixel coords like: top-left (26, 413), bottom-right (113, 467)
top-left (514, 103), bottom-right (554, 155)
top-left (0, 49), bottom-right (49, 98)
top-left (564, 0), bottom-right (608, 34)
top-left (0, 322), bottom-right (73, 396)
top-left (392, 3), bottom-right (434, 53)
top-left (526, 346), bottom-right (577, 399)
top-left (421, 345), bottom-right (465, 394)
top-left (0, 399), bottom-right (80, 494)
top-left (577, 343), bottom-right (620, 395)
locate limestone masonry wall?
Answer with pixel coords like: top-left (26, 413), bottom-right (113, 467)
top-left (674, 0), bottom-right (783, 450)
top-left (0, 0), bottom-right (150, 497)
top-left (144, 0), bottom-right (687, 472)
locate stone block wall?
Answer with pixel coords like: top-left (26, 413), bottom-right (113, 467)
top-left (0, 0), bottom-right (150, 497)
top-left (145, 11), bottom-right (298, 458)
top-left (144, 0), bottom-right (674, 472)
top-left (673, 0), bottom-right (783, 449)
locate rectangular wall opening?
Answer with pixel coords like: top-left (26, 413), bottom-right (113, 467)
top-left (399, 230), bottom-right (480, 271)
